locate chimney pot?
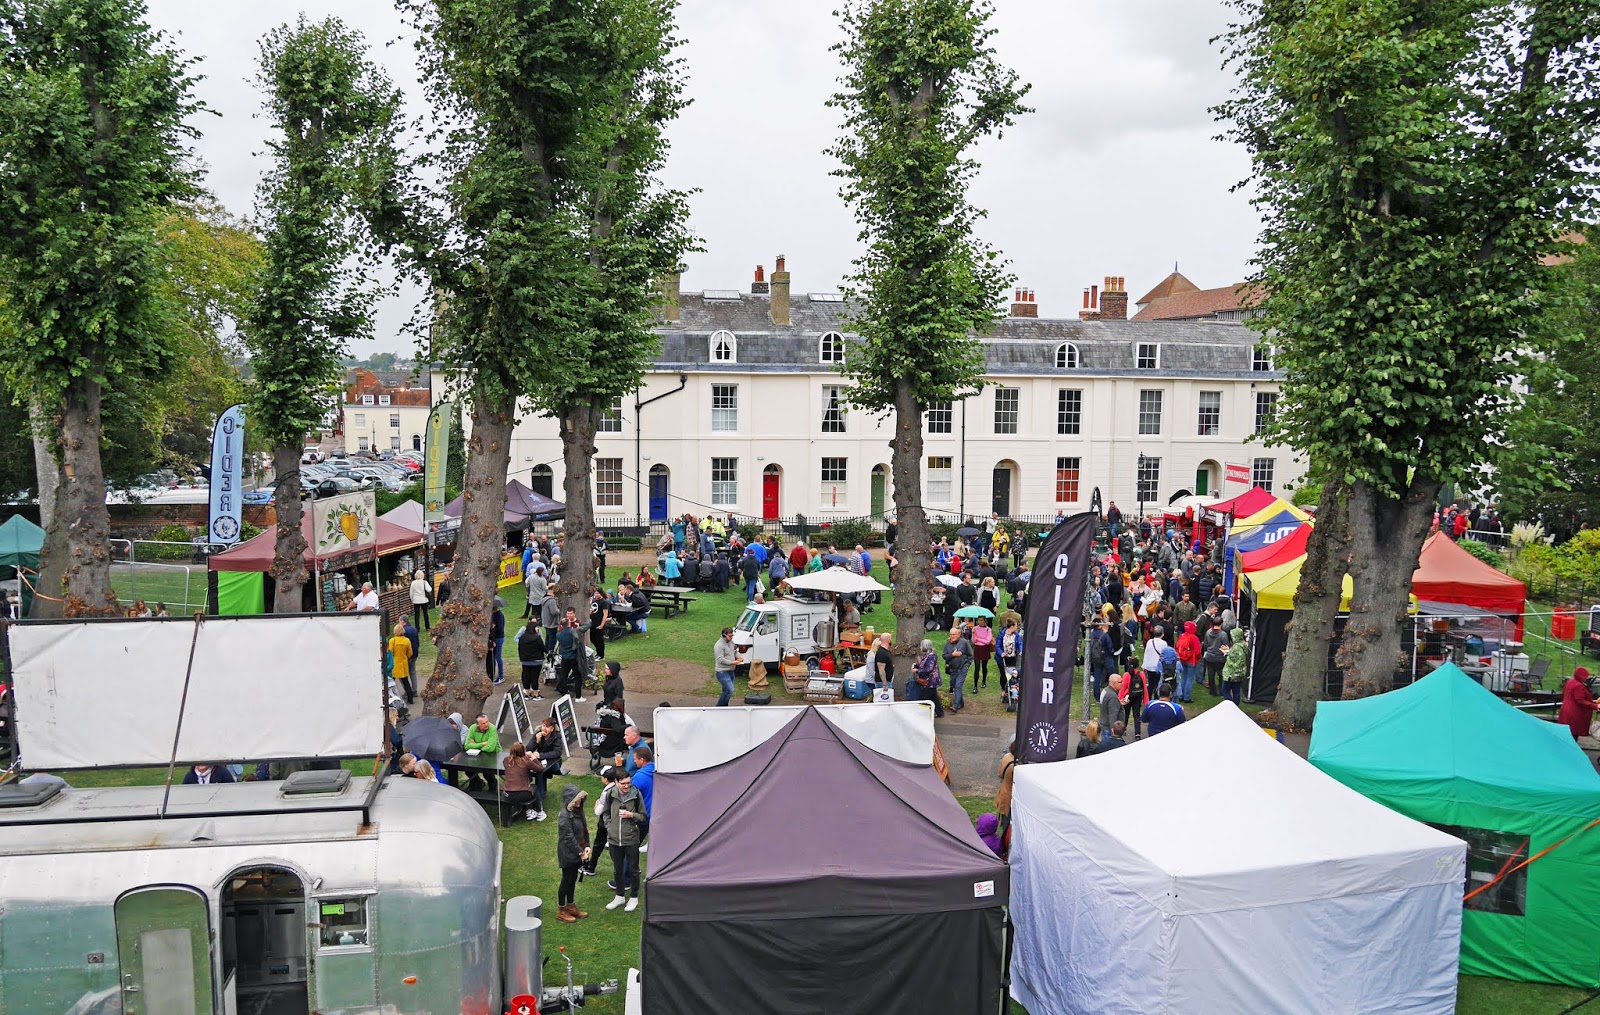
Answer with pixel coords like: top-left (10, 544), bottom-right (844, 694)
top-left (1091, 285), bottom-right (1099, 308)
top-left (755, 265), bottom-right (765, 282)
top-left (1082, 289), bottom-right (1091, 309)
top-left (775, 254), bottom-right (786, 273)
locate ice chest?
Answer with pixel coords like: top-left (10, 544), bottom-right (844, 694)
top-left (842, 679), bottom-right (873, 701)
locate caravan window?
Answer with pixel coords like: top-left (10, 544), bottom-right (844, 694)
top-left (1433, 824), bottom-right (1530, 917)
top-left (755, 613), bottom-right (778, 637)
top-left (316, 896), bottom-right (371, 947)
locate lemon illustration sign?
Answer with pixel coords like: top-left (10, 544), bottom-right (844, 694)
top-left (312, 492), bottom-right (378, 559)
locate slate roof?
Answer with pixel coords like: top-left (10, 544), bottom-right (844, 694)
top-left (656, 292), bottom-right (1276, 378)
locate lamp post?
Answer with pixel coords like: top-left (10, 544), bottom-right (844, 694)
top-left (1136, 453), bottom-right (1148, 543)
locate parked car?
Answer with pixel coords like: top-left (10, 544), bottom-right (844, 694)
top-left (303, 476), bottom-right (367, 500)
top-left (301, 447), bottom-right (325, 464)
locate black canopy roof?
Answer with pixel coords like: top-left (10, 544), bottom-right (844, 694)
top-left (646, 707), bottom-right (1008, 922)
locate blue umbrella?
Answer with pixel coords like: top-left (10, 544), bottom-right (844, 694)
top-left (822, 553), bottom-right (851, 566)
top-left (401, 715), bottom-right (462, 765)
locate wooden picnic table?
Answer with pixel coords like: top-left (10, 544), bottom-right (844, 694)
top-left (439, 750), bottom-right (512, 826)
top-left (643, 585), bottom-right (699, 617)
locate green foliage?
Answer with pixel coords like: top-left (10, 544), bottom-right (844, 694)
top-left (829, 0), bottom-right (1030, 413)
top-left (1506, 530), bottom-right (1600, 591)
top-left (1216, 0), bottom-right (1600, 498)
top-left (817, 517), bottom-right (878, 548)
top-left (734, 521), bottom-right (764, 545)
top-left (374, 488), bottom-right (415, 516)
top-left (0, 0), bottom-right (201, 407)
top-left (385, 0), bottom-right (695, 428)
top-left (244, 16), bottom-right (402, 446)
top-left (1492, 228), bottom-right (1600, 537)
top-left (1458, 538), bottom-right (1505, 570)
top-left (238, 519), bottom-right (263, 542)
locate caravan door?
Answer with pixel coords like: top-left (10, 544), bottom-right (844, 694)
top-left (115, 885), bottom-right (216, 1015)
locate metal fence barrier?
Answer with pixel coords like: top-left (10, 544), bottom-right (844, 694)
top-left (107, 539), bottom-right (220, 614)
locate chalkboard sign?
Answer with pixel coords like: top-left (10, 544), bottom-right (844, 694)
top-left (550, 694), bottom-right (580, 758)
top-left (496, 688), bottom-right (531, 744)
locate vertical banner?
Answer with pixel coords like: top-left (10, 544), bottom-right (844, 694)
top-left (1015, 511), bottom-right (1096, 764)
top-left (423, 402), bottom-right (453, 523)
top-left (207, 403), bottom-right (247, 546)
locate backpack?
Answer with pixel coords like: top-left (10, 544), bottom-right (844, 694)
top-left (1089, 631), bottom-right (1108, 667)
top-left (1159, 645), bottom-right (1178, 681)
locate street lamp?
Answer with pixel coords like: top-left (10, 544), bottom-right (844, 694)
top-left (1136, 453), bottom-right (1148, 540)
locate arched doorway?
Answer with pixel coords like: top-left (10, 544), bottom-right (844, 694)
top-left (1196, 459), bottom-right (1221, 497)
top-left (411, 433), bottom-right (423, 452)
top-left (762, 464), bottom-right (782, 521)
top-left (870, 464), bottom-right (888, 518)
top-left (219, 865), bottom-right (310, 1014)
top-left (991, 460), bottom-right (1019, 518)
top-left (648, 464), bottom-right (670, 522)
top-left (530, 464), bottom-right (554, 499)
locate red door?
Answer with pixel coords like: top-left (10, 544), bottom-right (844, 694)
top-left (762, 470), bottom-right (780, 520)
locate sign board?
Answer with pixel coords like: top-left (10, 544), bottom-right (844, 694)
top-left (10, 614), bottom-right (384, 769)
top-left (1225, 462), bottom-right (1251, 486)
top-left (207, 403), bottom-right (246, 545)
top-left (423, 402), bottom-right (454, 523)
top-left (497, 552), bottom-right (523, 590)
top-left (312, 490), bottom-right (378, 562)
top-left (932, 736), bottom-right (951, 785)
top-left (550, 694), bottom-right (581, 758)
top-left (496, 688), bottom-right (531, 744)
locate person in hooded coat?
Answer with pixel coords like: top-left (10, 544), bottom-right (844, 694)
top-left (976, 812), bottom-right (1004, 857)
top-left (555, 784), bottom-right (591, 922)
top-left (1176, 620), bottom-right (1203, 704)
top-left (1220, 626), bottom-right (1248, 705)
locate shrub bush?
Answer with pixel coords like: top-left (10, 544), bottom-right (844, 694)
top-left (1458, 538), bottom-right (1504, 570)
top-left (735, 521), bottom-right (764, 545)
top-left (817, 517), bottom-right (878, 549)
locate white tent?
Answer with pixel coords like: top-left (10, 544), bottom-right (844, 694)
top-left (1010, 702), bottom-right (1465, 1015)
top-left (782, 566), bottom-right (888, 594)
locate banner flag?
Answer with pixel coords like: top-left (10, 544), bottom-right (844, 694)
top-left (1015, 511), bottom-right (1096, 764)
top-left (424, 403), bottom-right (453, 523)
top-left (206, 403), bottom-right (247, 546)
top-left (1225, 462), bottom-right (1251, 485)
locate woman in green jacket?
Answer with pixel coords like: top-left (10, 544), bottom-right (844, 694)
top-left (1220, 627), bottom-right (1248, 706)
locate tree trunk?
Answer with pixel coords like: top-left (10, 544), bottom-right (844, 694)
top-left (269, 442), bottom-right (310, 613)
top-left (888, 377), bottom-right (930, 679)
top-left (555, 401), bottom-right (598, 624)
top-left (423, 388), bottom-right (513, 717)
top-left (30, 400), bottom-right (59, 531)
top-left (42, 377), bottom-right (117, 617)
top-left (1337, 475), bottom-right (1439, 697)
top-left (1272, 476), bottom-right (1351, 727)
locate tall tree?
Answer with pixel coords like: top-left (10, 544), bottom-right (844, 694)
top-left (381, 0), bottom-right (683, 716)
top-left (829, 0), bottom-right (1029, 673)
top-left (528, 0), bottom-right (695, 623)
top-left (0, 0), bottom-right (199, 615)
top-left (1218, 0), bottom-right (1600, 722)
top-left (245, 17), bottom-right (402, 613)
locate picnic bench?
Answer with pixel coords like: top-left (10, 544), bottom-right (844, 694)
top-left (643, 585), bottom-right (699, 618)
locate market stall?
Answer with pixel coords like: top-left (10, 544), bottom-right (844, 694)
top-left (1222, 497), bottom-right (1310, 594)
top-left (442, 478), bottom-right (565, 530)
top-left (1311, 663), bottom-right (1600, 988)
top-left (0, 514), bottom-right (43, 616)
top-left (642, 707), bottom-right (1006, 1015)
top-left (1011, 702), bottom-right (1465, 1015)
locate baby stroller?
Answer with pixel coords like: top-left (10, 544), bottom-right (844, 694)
top-left (1002, 662), bottom-right (1020, 713)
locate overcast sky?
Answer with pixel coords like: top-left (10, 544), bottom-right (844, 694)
top-left (146, 0), bottom-right (1261, 354)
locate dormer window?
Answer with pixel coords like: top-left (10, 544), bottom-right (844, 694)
top-left (1252, 345), bottom-right (1275, 372)
top-left (1136, 343), bottom-right (1160, 370)
top-left (361, 394), bottom-right (375, 405)
top-left (819, 332), bottom-right (845, 364)
top-left (1055, 343), bottom-right (1079, 369)
top-left (378, 395), bottom-right (391, 406)
top-left (710, 330), bottom-right (737, 363)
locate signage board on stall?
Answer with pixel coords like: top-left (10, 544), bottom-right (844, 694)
top-left (550, 694), bottom-right (581, 757)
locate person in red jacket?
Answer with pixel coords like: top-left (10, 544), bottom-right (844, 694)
top-left (1559, 667), bottom-right (1597, 741)
top-left (1176, 620), bottom-right (1204, 704)
top-left (1451, 511), bottom-right (1470, 540)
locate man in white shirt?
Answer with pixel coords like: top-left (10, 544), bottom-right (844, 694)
top-left (408, 573), bottom-right (432, 630)
top-left (351, 582), bottom-right (380, 612)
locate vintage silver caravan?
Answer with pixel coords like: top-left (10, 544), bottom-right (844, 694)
top-left (0, 613), bottom-right (511, 1015)
top-left (0, 772), bottom-right (501, 1015)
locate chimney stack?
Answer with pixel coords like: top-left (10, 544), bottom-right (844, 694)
top-left (1010, 287), bottom-right (1038, 318)
top-left (751, 264), bottom-right (769, 295)
top-left (1100, 275), bottom-right (1128, 321)
top-left (1079, 283), bottom-right (1101, 320)
top-left (769, 254), bottom-right (791, 326)
top-left (656, 270), bottom-right (681, 323)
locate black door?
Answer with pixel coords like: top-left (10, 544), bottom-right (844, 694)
top-left (991, 467), bottom-right (1011, 517)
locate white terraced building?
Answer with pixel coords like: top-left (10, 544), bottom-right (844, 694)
top-left (500, 261), bottom-right (1306, 526)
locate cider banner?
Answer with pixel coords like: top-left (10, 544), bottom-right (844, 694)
top-left (1015, 511), bottom-right (1095, 764)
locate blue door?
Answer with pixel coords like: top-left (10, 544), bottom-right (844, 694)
top-left (649, 467), bottom-right (669, 522)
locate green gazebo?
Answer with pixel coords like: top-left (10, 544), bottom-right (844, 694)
top-left (0, 515), bottom-right (43, 616)
top-left (1310, 663), bottom-right (1600, 987)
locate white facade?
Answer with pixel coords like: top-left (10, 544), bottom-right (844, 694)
top-left (501, 293), bottom-right (1305, 523)
top-left (340, 398), bottom-right (434, 455)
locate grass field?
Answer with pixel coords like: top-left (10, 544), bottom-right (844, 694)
top-left (109, 560), bottom-right (208, 613)
top-left (57, 555), bottom-right (1600, 1013)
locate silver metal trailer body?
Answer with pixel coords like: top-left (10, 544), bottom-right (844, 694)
top-left (0, 775), bottom-right (500, 1015)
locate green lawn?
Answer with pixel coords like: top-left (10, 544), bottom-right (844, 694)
top-left (61, 561), bottom-right (1600, 1013)
top-left (109, 560), bottom-right (208, 613)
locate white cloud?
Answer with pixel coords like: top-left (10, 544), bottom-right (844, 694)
top-left (145, 0), bottom-right (1263, 350)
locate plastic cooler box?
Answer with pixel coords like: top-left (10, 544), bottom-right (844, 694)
top-left (842, 679), bottom-right (873, 701)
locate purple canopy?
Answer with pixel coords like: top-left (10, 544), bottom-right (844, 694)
top-left (643, 707), bottom-right (1008, 1014)
top-left (442, 478), bottom-right (564, 528)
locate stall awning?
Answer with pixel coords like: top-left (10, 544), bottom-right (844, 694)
top-left (1411, 532), bottom-right (1526, 617)
top-left (208, 515), bottom-right (421, 573)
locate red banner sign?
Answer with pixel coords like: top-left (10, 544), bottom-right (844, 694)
top-left (1225, 463), bottom-right (1251, 485)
